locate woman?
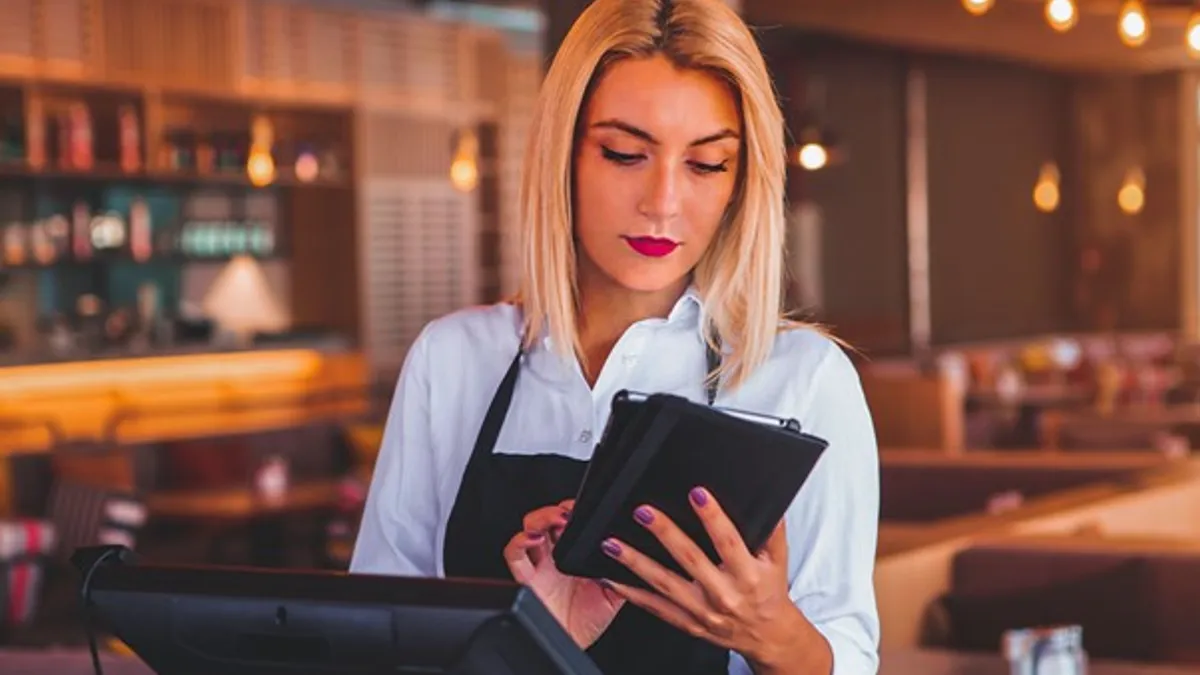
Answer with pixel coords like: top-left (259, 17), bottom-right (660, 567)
top-left (350, 0), bottom-right (880, 673)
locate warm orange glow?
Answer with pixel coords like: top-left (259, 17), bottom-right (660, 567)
top-left (1118, 167), bottom-right (1146, 215)
top-left (295, 151), bottom-right (319, 182)
top-left (450, 130), bottom-right (479, 192)
top-left (1188, 12), bottom-right (1200, 58)
top-left (247, 148), bottom-right (276, 187)
top-left (1034, 162), bottom-right (1061, 213)
top-left (0, 350), bottom-right (322, 397)
top-left (247, 114), bottom-right (277, 187)
top-left (1045, 0), bottom-right (1077, 32)
top-left (1118, 0), bottom-right (1149, 47)
top-left (797, 143), bottom-right (828, 171)
top-left (962, 0), bottom-right (993, 16)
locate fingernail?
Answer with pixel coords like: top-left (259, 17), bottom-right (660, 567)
top-left (690, 487), bottom-right (708, 507)
top-left (563, 509), bottom-right (572, 520)
top-left (526, 531), bottom-right (545, 541)
top-left (601, 539), bottom-right (621, 558)
top-left (598, 578), bottom-right (614, 590)
top-left (633, 506), bottom-right (654, 525)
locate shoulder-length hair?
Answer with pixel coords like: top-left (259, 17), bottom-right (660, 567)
top-left (518, 0), bottom-right (807, 391)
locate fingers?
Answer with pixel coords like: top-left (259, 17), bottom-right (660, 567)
top-left (688, 487), bottom-right (755, 578)
top-left (523, 503), bottom-right (571, 543)
top-left (601, 537), bottom-right (730, 635)
top-left (604, 580), bottom-right (728, 645)
top-left (761, 517), bottom-right (788, 563)
top-left (503, 530), bottom-right (548, 584)
top-left (629, 504), bottom-right (736, 605)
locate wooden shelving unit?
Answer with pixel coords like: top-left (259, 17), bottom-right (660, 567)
top-left (0, 71), bottom-right (360, 341)
top-left (0, 0), bottom-right (537, 378)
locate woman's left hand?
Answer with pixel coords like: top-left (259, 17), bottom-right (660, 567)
top-left (600, 487), bottom-right (827, 672)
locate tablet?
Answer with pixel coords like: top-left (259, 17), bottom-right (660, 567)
top-left (553, 390), bottom-right (828, 589)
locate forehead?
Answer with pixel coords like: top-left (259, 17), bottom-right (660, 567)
top-left (583, 55), bottom-right (740, 136)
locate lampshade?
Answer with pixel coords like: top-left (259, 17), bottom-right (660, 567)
top-left (201, 255), bottom-right (288, 343)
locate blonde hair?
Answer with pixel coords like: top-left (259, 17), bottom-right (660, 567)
top-left (518, 0), bottom-right (811, 391)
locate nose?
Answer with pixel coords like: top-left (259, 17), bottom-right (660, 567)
top-left (637, 160), bottom-right (682, 225)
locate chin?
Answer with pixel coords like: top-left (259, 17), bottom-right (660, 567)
top-left (607, 269), bottom-right (691, 295)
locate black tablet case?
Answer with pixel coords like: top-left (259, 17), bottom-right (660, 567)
top-left (552, 390), bottom-right (829, 589)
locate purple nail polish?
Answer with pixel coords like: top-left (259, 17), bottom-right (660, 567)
top-left (601, 539), bottom-right (622, 557)
top-left (690, 487), bottom-right (708, 506)
top-left (634, 506), bottom-right (654, 525)
top-left (526, 531), bottom-right (545, 540)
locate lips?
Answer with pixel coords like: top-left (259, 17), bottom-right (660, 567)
top-left (623, 236), bottom-right (679, 258)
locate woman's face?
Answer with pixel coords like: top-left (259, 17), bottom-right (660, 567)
top-left (573, 54), bottom-right (741, 296)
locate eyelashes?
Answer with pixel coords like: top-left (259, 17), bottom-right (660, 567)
top-left (600, 146), bottom-right (642, 165)
top-left (600, 145), bottom-right (729, 175)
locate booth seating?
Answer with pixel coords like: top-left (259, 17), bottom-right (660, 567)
top-left (932, 534), bottom-right (1200, 665)
top-left (879, 450), bottom-right (1177, 524)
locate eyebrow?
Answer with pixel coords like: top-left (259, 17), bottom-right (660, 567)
top-left (591, 119), bottom-right (739, 147)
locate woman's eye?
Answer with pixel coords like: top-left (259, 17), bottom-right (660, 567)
top-left (601, 146), bottom-right (643, 165)
top-left (690, 160), bottom-right (729, 175)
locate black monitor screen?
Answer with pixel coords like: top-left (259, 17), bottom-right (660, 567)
top-left (81, 552), bottom-right (601, 675)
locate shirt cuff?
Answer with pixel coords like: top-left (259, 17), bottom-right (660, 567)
top-left (724, 623), bottom-right (878, 675)
top-left (819, 620), bottom-right (880, 675)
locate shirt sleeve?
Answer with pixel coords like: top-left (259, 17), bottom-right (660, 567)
top-left (349, 326), bottom-right (441, 577)
top-left (729, 341), bottom-right (881, 675)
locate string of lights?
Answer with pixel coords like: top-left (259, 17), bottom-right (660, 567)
top-left (961, 0), bottom-right (1200, 55)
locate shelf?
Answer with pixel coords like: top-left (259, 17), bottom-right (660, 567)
top-left (0, 161), bottom-right (350, 189)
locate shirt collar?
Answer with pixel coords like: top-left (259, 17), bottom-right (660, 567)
top-left (532, 284), bottom-right (707, 352)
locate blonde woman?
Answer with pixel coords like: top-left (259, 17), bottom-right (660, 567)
top-left (351, 0), bottom-right (880, 673)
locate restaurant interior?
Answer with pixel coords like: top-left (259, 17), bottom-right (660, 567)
top-left (4, 0), bottom-right (1200, 672)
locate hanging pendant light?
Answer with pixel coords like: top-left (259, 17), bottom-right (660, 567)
top-left (1118, 0), bottom-right (1149, 47)
top-left (1034, 162), bottom-right (1061, 213)
top-left (962, 0), bottom-right (994, 16)
top-left (1045, 0), bottom-right (1077, 32)
top-left (1117, 166), bottom-right (1145, 215)
top-left (1188, 10), bottom-right (1200, 58)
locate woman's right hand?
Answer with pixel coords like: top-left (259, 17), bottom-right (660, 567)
top-left (503, 500), bottom-right (624, 648)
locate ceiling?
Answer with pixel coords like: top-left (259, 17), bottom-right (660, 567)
top-left (744, 0), bottom-right (1200, 72)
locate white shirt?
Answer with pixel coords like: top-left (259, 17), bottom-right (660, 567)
top-left (351, 288), bottom-right (881, 675)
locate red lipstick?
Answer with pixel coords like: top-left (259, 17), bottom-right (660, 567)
top-left (623, 236), bottom-right (679, 258)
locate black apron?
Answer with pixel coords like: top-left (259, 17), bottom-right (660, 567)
top-left (442, 341), bottom-right (730, 675)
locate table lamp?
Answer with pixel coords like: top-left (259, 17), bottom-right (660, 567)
top-left (201, 254), bottom-right (288, 347)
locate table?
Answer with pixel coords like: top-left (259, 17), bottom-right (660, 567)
top-left (5, 647), bottom-right (1200, 674)
top-left (881, 649), bottom-right (1200, 675)
top-left (2, 648), bottom-right (153, 675)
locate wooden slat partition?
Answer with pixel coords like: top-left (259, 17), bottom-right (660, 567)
top-left (861, 365), bottom-right (964, 452)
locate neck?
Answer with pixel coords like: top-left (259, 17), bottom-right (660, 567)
top-left (575, 263), bottom-right (689, 385)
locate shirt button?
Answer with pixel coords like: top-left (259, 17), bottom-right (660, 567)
top-left (579, 429), bottom-right (593, 443)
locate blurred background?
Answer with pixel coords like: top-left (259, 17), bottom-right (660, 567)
top-left (3, 0), bottom-right (1200, 672)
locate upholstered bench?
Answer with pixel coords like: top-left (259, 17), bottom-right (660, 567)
top-left (934, 534), bottom-right (1200, 664)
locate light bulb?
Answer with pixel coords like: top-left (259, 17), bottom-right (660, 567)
top-left (450, 130), bottom-right (480, 192)
top-left (1045, 0), bottom-right (1077, 32)
top-left (1118, 167), bottom-right (1145, 215)
top-left (797, 143), bottom-right (828, 171)
top-left (1118, 0), bottom-right (1148, 47)
top-left (450, 156), bottom-right (478, 192)
top-left (1188, 12), bottom-right (1200, 58)
top-left (247, 147), bottom-right (276, 187)
top-left (1034, 163), bottom-right (1061, 213)
top-left (962, 0), bottom-right (994, 16)
top-left (294, 151), bottom-right (319, 183)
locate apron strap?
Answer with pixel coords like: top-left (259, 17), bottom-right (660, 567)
top-left (465, 349), bottom-right (523, 468)
top-left (704, 336), bottom-right (721, 406)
